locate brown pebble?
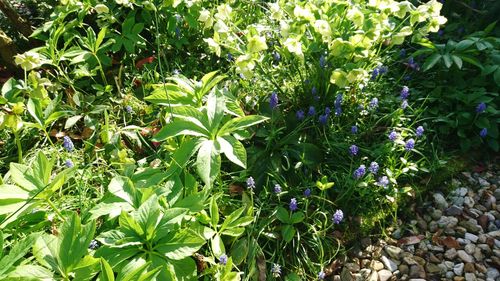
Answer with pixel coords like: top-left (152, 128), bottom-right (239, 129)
top-left (464, 262), bottom-right (475, 273)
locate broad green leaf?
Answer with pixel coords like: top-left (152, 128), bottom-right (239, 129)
top-left (442, 54), bottom-right (452, 68)
top-left (135, 195), bottom-right (161, 241)
top-left (94, 247), bottom-right (139, 269)
top-left (0, 234), bottom-right (36, 276)
top-left (217, 136), bottom-right (246, 168)
top-left (282, 225), bottom-right (296, 243)
top-left (451, 55), bottom-right (463, 69)
top-left (152, 119), bottom-right (209, 141)
top-left (206, 90), bottom-right (225, 132)
top-left (166, 258), bottom-right (197, 281)
top-left (65, 115), bottom-right (83, 129)
top-left (27, 98), bottom-right (44, 126)
top-left (460, 54), bottom-right (484, 69)
top-left (422, 53), bottom-right (441, 71)
top-left (97, 230), bottom-right (141, 248)
top-left (166, 138), bottom-right (202, 178)
top-left (3, 264), bottom-right (53, 279)
top-left (9, 163), bottom-right (40, 191)
top-left (119, 212), bottom-right (144, 237)
top-left (108, 177), bottom-right (137, 207)
top-left (227, 216), bottom-right (253, 229)
top-left (156, 230), bottom-right (205, 260)
top-left (220, 206), bottom-right (245, 232)
top-left (0, 184), bottom-right (30, 215)
top-left (275, 207), bottom-right (290, 224)
top-left (210, 197), bottom-right (219, 229)
top-left (290, 212), bottom-right (305, 224)
top-left (230, 238), bottom-right (248, 265)
top-left (211, 234), bottom-right (225, 257)
top-left (95, 27), bottom-right (107, 51)
top-left (32, 235), bottom-right (59, 273)
top-left (73, 255), bottom-right (100, 281)
top-left (171, 106), bottom-right (209, 130)
top-left (218, 115), bottom-right (269, 136)
top-left (33, 152), bottom-right (53, 185)
top-left (196, 140), bottom-right (221, 186)
top-left (99, 258), bottom-right (115, 281)
top-left (89, 201), bottom-right (133, 220)
top-left (154, 208), bottom-right (188, 241)
top-left (221, 227), bottom-right (245, 237)
top-left (455, 39), bottom-right (474, 51)
top-left (59, 212), bottom-right (96, 273)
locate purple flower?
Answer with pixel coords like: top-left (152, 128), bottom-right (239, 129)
top-left (318, 271), bottom-right (326, 280)
top-left (246, 177), bottom-right (255, 189)
top-left (400, 86), bottom-right (409, 99)
top-left (296, 110), bottom-right (305, 120)
top-left (371, 68), bottom-right (379, 80)
top-left (480, 128), bottom-right (488, 138)
top-left (401, 100), bottom-right (408, 109)
top-left (437, 29), bottom-right (444, 37)
top-left (289, 198), bottom-right (298, 211)
top-left (335, 94), bottom-right (343, 107)
top-left (369, 162), bottom-right (379, 174)
top-left (405, 138), bottom-right (415, 150)
top-left (319, 54), bottom-right (327, 68)
top-left (227, 53), bottom-right (234, 61)
top-left (89, 240), bottom-right (99, 250)
top-left (65, 159), bottom-right (74, 168)
top-left (351, 126), bottom-right (358, 134)
top-left (378, 176), bottom-right (389, 188)
top-left (325, 107), bottom-right (331, 116)
top-left (349, 145), bottom-right (359, 156)
top-left (476, 102), bottom-right (487, 113)
top-left (332, 209), bottom-right (344, 224)
top-left (400, 49), bottom-right (406, 57)
top-left (304, 188), bottom-right (311, 197)
top-left (308, 106), bottom-right (316, 116)
top-left (62, 136), bottom-right (74, 152)
top-left (311, 86), bottom-right (317, 95)
top-left (416, 126), bottom-right (424, 137)
top-left (274, 184), bottom-right (282, 193)
top-left (369, 97), bottom-right (378, 109)
top-left (219, 254), bottom-right (228, 265)
top-left (273, 51), bottom-right (281, 62)
top-left (335, 107), bottom-right (342, 116)
top-left (388, 131), bottom-right (398, 141)
top-left (319, 114), bottom-right (328, 125)
top-left (125, 105), bottom-right (133, 113)
top-left (379, 66), bottom-right (388, 74)
top-left (270, 92), bottom-right (278, 109)
top-left (353, 165), bottom-right (366, 179)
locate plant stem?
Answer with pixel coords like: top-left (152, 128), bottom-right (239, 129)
top-left (47, 199), bottom-right (65, 221)
top-left (14, 130), bottom-right (22, 163)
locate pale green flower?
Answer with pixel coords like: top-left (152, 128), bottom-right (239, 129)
top-left (247, 36), bottom-right (268, 53)
top-left (14, 51), bottom-right (45, 71)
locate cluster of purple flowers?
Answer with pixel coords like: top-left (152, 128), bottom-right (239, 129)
top-left (369, 162), bottom-right (379, 174)
top-left (405, 138), bottom-right (415, 151)
top-left (62, 136), bottom-right (74, 152)
top-left (319, 107), bottom-right (331, 125)
top-left (319, 53), bottom-right (327, 68)
top-left (125, 105), bottom-right (133, 114)
top-left (332, 209), bottom-right (344, 224)
top-left (388, 131), bottom-right (398, 141)
top-left (65, 159), bottom-right (74, 168)
top-left (476, 102), bottom-right (487, 113)
top-left (407, 57), bottom-right (420, 71)
top-left (371, 65), bottom-right (388, 80)
top-left (219, 254), bottom-right (228, 265)
top-left (308, 106), bottom-right (316, 116)
top-left (246, 177), bottom-right (255, 189)
top-left (353, 164), bottom-right (366, 179)
top-left (377, 176), bottom-right (389, 188)
top-left (480, 128), bottom-right (488, 138)
top-left (369, 97), bottom-right (379, 109)
top-left (304, 188), bottom-right (311, 197)
top-left (318, 271), bottom-right (326, 280)
top-left (289, 198), bottom-right (298, 211)
top-left (334, 94), bottom-right (342, 116)
top-left (349, 144), bottom-right (359, 156)
top-left (351, 125), bottom-right (358, 134)
top-left (416, 126), bottom-right (424, 138)
top-left (296, 109), bottom-right (305, 120)
top-left (270, 92), bottom-right (279, 109)
top-left (274, 184), bottom-right (282, 193)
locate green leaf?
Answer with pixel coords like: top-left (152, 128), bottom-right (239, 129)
top-left (119, 211), bottom-right (144, 237)
top-left (152, 119), bottom-right (209, 141)
top-left (99, 258), bottom-right (115, 281)
top-left (218, 115), bottom-right (268, 136)
top-left (443, 54), bottom-right (452, 68)
top-left (459, 54), bottom-right (484, 69)
top-left (422, 53), bottom-right (442, 71)
top-left (290, 212), bottom-right (305, 224)
top-left (494, 69), bottom-right (500, 87)
top-left (73, 255), bottom-right (100, 281)
top-left (156, 230), bottom-right (205, 260)
top-left (451, 55), bottom-right (463, 69)
top-left (196, 140), bottom-right (221, 186)
top-left (108, 176), bottom-right (137, 207)
top-left (3, 264), bottom-right (53, 279)
top-left (9, 163), bottom-right (40, 191)
top-left (220, 206), bottom-right (245, 232)
top-left (27, 98), bottom-right (44, 126)
top-left (221, 227), bottom-right (245, 237)
top-left (455, 39), bottom-right (475, 51)
top-left (65, 115), bottom-right (83, 129)
top-left (97, 230), bottom-right (141, 248)
top-left (32, 235), bottom-right (59, 273)
top-left (33, 152), bottom-right (53, 185)
top-left (95, 27), bottom-right (107, 51)
top-left (230, 238), bottom-right (248, 265)
top-left (154, 208), bottom-right (188, 241)
top-left (206, 90), bottom-right (225, 132)
top-left (165, 139), bottom-right (201, 178)
top-left (282, 225), bottom-right (296, 243)
top-left (210, 197), bottom-right (219, 229)
top-left (135, 195), bottom-right (160, 241)
top-left (217, 136), bottom-right (246, 168)
top-left (275, 207), bottom-right (290, 224)
top-left (0, 185), bottom-right (30, 215)
top-left (58, 212), bottom-right (96, 274)
top-left (0, 234), bottom-right (36, 276)
top-left (211, 234), bottom-right (225, 257)
top-left (166, 258), bottom-right (197, 281)
top-left (171, 106), bottom-right (209, 129)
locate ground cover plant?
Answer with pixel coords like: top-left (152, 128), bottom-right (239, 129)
top-left (1, 0), bottom-right (492, 280)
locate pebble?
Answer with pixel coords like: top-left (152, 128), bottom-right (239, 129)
top-left (454, 263), bottom-right (464, 276)
top-left (465, 233), bottom-right (479, 243)
top-left (445, 248), bottom-right (458, 260)
top-left (458, 250), bottom-right (474, 263)
top-left (381, 256), bottom-right (398, 272)
top-left (385, 245), bottom-right (402, 259)
top-left (446, 205), bottom-right (464, 216)
top-left (434, 193), bottom-right (449, 210)
top-left (465, 272), bottom-right (476, 281)
top-left (378, 269), bottom-right (392, 281)
top-left (486, 268), bottom-right (499, 279)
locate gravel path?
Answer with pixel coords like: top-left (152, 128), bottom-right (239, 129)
top-left (328, 164), bottom-right (500, 281)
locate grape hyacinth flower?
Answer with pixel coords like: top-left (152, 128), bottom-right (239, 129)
top-left (369, 97), bottom-right (378, 109)
top-left (379, 66), bottom-right (388, 74)
top-left (304, 188), bottom-right (311, 197)
top-left (353, 165), bottom-right (366, 179)
top-left (476, 102), bottom-right (487, 113)
top-left (318, 271), bottom-right (326, 280)
top-left (246, 177), bottom-right (255, 189)
top-left (311, 86), bottom-right (317, 96)
top-left (371, 68), bottom-right (379, 80)
top-left (319, 54), bottom-right (327, 68)
top-left (400, 86), bottom-right (409, 99)
top-left (289, 198), bottom-right (298, 211)
top-left (416, 126), bottom-right (424, 137)
top-left (480, 128), bottom-right (488, 138)
top-left (332, 209), bottom-right (344, 224)
top-left (378, 176), bottom-right (389, 188)
top-left (369, 162), bottom-right (379, 174)
top-left (125, 105), bottom-right (133, 114)
top-left (349, 145), bottom-right (359, 156)
top-left (325, 107), bottom-right (331, 116)
top-left (405, 138), bottom-right (415, 151)
top-left (270, 92), bottom-right (278, 109)
top-left (274, 184), bottom-right (282, 193)
top-left (351, 126), bottom-right (358, 134)
top-left (388, 131), bottom-right (398, 141)
top-left (273, 51), bottom-right (281, 63)
top-left (89, 240), bottom-right (99, 250)
top-left (271, 263), bottom-right (282, 277)
top-left (62, 136), bottom-right (74, 152)
top-left (401, 100), bottom-right (408, 109)
top-left (296, 110), bottom-right (305, 120)
top-left (219, 254), bottom-right (228, 265)
top-left (227, 53), bottom-right (234, 61)
top-left (308, 106), bottom-right (316, 116)
top-left (65, 159), bottom-right (74, 168)
top-left (319, 114), bottom-right (328, 125)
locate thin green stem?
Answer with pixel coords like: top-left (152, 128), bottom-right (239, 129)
top-left (14, 131), bottom-right (22, 163)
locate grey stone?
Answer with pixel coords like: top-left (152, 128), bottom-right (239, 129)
top-left (486, 268), bottom-right (499, 280)
top-left (378, 269), bottom-right (392, 281)
top-left (445, 248), bottom-right (458, 260)
top-left (460, 220), bottom-right (482, 234)
top-left (434, 193), bottom-right (449, 210)
top-left (464, 196), bottom-right (475, 208)
top-left (446, 205), bottom-right (464, 216)
top-left (465, 243), bottom-right (476, 255)
top-left (370, 260), bottom-right (384, 271)
top-left (465, 232), bottom-right (479, 243)
top-left (432, 209), bottom-right (443, 220)
top-left (385, 245), bottom-right (402, 259)
top-left (381, 256), bottom-right (398, 272)
top-left (444, 261), bottom-right (454, 270)
top-left (465, 272), bottom-right (476, 281)
top-left (458, 250), bottom-right (474, 263)
top-left (438, 216), bottom-right (459, 228)
top-left (409, 264), bottom-right (426, 278)
top-left (426, 263), bottom-right (443, 274)
top-left (446, 271), bottom-right (455, 279)
top-left (454, 263), bottom-right (464, 276)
